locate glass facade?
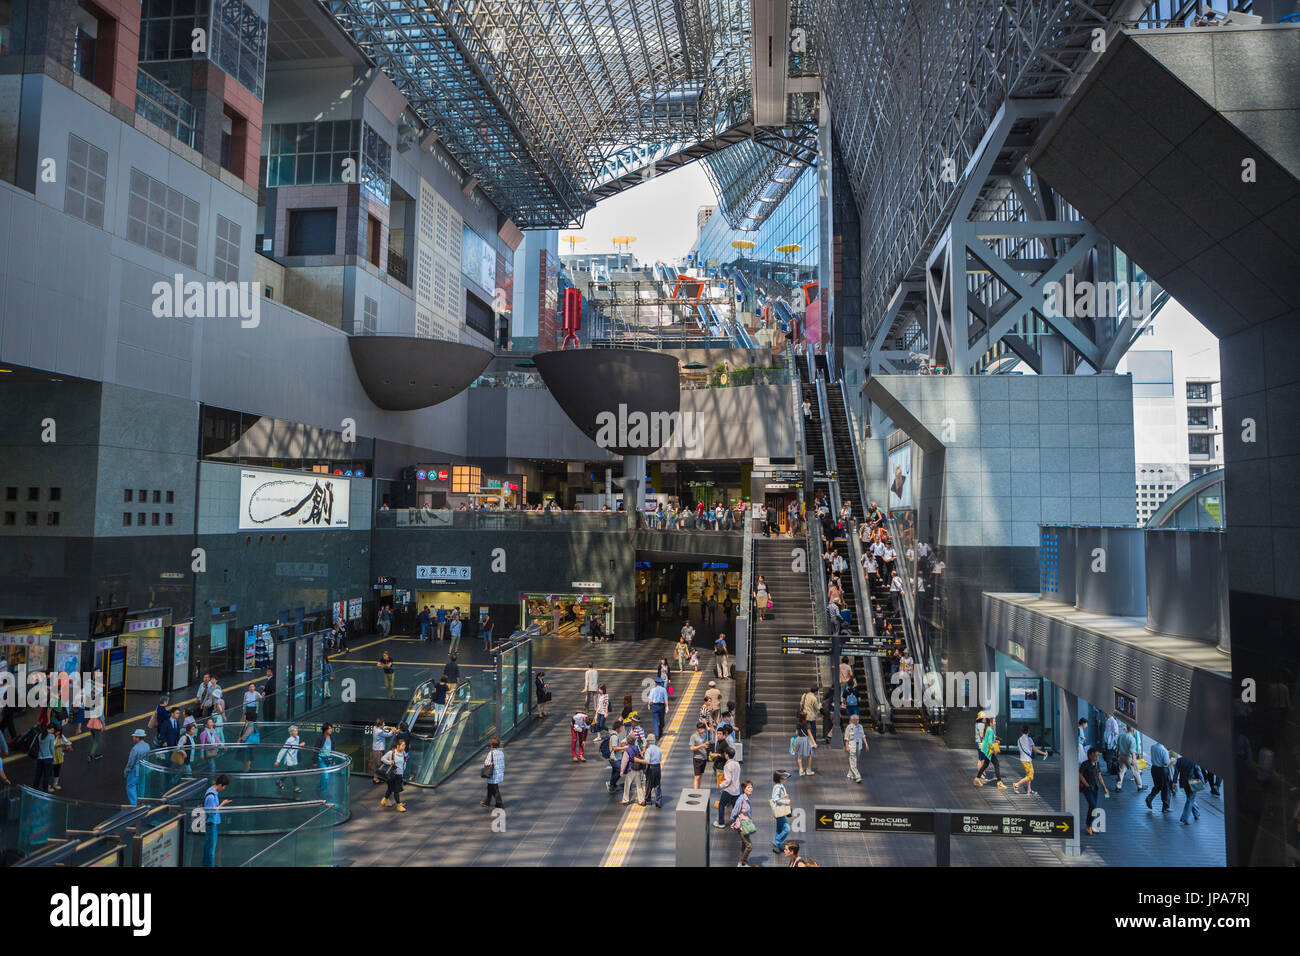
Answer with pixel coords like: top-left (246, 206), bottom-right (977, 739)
top-left (692, 165), bottom-right (818, 293)
top-left (266, 120), bottom-right (359, 189)
top-left (210, 0), bottom-right (269, 100)
top-left (360, 122), bottom-right (391, 205)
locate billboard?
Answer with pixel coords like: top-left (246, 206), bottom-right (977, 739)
top-left (887, 444), bottom-right (912, 511)
top-left (240, 469), bottom-right (350, 530)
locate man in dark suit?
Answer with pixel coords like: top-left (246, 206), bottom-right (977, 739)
top-left (161, 707), bottom-right (182, 748)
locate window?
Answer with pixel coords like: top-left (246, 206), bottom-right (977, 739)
top-left (360, 122), bottom-right (391, 204)
top-left (123, 513), bottom-right (131, 526)
top-left (26, 487), bottom-right (38, 501)
top-left (49, 487), bottom-right (61, 501)
top-left (367, 214), bottom-right (382, 267)
top-left (124, 489), bottom-right (133, 502)
top-left (135, 66), bottom-right (196, 146)
top-left (1126, 350), bottom-right (1173, 397)
top-left (166, 490), bottom-right (175, 503)
top-left (152, 513), bottom-right (160, 525)
top-left (1187, 383), bottom-right (1210, 402)
top-left (464, 289), bottom-right (495, 340)
top-left (4, 487), bottom-right (15, 501)
top-left (1189, 434), bottom-right (1213, 457)
top-left (1187, 408), bottom-right (1210, 428)
top-left (25, 511), bottom-right (37, 526)
top-left (151, 490), bottom-right (160, 503)
top-left (139, 0), bottom-right (199, 63)
top-left (127, 168), bottom-right (199, 266)
top-left (211, 0), bottom-right (268, 100)
top-left (3, 512), bottom-right (14, 526)
top-left (266, 120), bottom-right (357, 188)
top-left (137, 512), bottom-right (146, 525)
top-left (138, 488), bottom-right (146, 500)
top-left (358, 296), bottom-right (378, 336)
top-left (46, 512), bottom-right (59, 526)
top-left (65, 134), bottom-right (108, 227)
top-left (286, 208), bottom-right (337, 256)
top-left (165, 513), bottom-right (174, 525)
top-left (220, 105), bottom-right (248, 178)
top-left (214, 215), bottom-right (240, 282)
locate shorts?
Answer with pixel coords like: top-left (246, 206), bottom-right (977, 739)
top-left (1020, 761), bottom-right (1034, 780)
top-left (693, 759), bottom-right (708, 777)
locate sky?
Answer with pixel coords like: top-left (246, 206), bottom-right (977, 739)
top-left (562, 162), bottom-right (716, 263)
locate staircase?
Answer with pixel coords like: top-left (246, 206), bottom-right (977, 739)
top-left (748, 537), bottom-right (818, 734)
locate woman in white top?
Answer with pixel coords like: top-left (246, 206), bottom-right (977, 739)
top-left (274, 726), bottom-right (302, 795)
top-left (754, 574), bottom-right (770, 622)
top-left (380, 738), bottom-right (409, 812)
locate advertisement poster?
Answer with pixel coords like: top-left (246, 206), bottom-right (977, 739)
top-left (347, 598), bottom-right (363, 621)
top-left (888, 443), bottom-right (913, 511)
top-left (173, 625), bottom-right (190, 668)
top-left (126, 641), bottom-right (140, 667)
top-left (54, 641), bottom-right (81, 675)
top-left (240, 468), bottom-right (350, 530)
top-left (1008, 678), bottom-right (1041, 721)
top-left (139, 638), bottom-right (163, 668)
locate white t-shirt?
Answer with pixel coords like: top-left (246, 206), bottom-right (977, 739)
top-left (583, 669), bottom-right (599, 692)
top-left (889, 576), bottom-right (903, 593)
top-left (572, 712), bottom-right (589, 733)
top-left (1018, 734), bottom-right (1035, 762)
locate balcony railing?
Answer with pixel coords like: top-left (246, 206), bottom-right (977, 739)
top-left (387, 249), bottom-right (409, 286)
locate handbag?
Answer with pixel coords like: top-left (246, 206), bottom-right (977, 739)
top-left (767, 600), bottom-right (773, 609)
top-left (480, 758), bottom-right (494, 779)
top-left (772, 801), bottom-right (792, 818)
top-left (1189, 778), bottom-right (1207, 793)
top-left (169, 749), bottom-right (187, 766)
top-left (1137, 758), bottom-right (1149, 771)
top-left (739, 818), bottom-right (757, 836)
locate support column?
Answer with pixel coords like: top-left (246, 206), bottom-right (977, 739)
top-left (1060, 688), bottom-right (1082, 857)
top-left (623, 455), bottom-right (646, 524)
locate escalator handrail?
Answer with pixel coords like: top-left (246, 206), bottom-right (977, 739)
top-left (883, 512), bottom-right (946, 731)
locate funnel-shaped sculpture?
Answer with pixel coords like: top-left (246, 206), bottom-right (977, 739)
top-left (533, 349), bottom-right (681, 455)
top-left (348, 336), bottom-right (493, 411)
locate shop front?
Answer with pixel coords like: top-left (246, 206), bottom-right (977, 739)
top-left (521, 590), bottom-right (613, 638)
top-left (415, 565), bottom-right (473, 636)
top-left (762, 477), bottom-right (803, 535)
top-left (0, 621), bottom-right (54, 672)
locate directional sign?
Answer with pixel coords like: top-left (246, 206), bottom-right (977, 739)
top-left (814, 807), bottom-right (935, 834)
top-left (813, 470), bottom-right (839, 481)
top-left (770, 470), bottom-right (805, 482)
top-left (954, 812), bottom-right (1074, 839)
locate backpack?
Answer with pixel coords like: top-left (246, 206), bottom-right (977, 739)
top-left (599, 735), bottom-right (612, 760)
top-left (845, 691), bottom-right (858, 709)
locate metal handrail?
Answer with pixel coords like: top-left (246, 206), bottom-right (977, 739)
top-left (884, 512), bottom-right (947, 733)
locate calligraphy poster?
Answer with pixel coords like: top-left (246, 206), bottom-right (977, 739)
top-left (240, 468), bottom-right (350, 530)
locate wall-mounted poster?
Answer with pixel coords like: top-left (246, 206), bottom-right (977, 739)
top-left (887, 443), bottom-right (912, 511)
top-left (1008, 678), bottom-right (1041, 721)
top-left (240, 468), bottom-right (350, 530)
top-left (347, 598), bottom-right (363, 621)
top-left (139, 638), bottom-right (164, 668)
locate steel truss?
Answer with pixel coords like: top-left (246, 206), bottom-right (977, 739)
top-left (812, 0), bottom-right (1153, 345)
top-left (321, 0), bottom-right (823, 227)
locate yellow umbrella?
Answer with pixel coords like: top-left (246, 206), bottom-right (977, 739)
top-left (561, 234), bottom-right (587, 254)
top-left (611, 235), bottom-right (638, 252)
top-left (775, 243), bottom-right (802, 256)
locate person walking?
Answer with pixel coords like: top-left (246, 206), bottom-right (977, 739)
top-left (243, 684), bottom-right (262, 722)
top-left (482, 737), bottom-right (505, 809)
top-left (690, 720), bottom-right (711, 789)
top-left (582, 663), bottom-right (599, 713)
top-left (370, 718), bottom-right (393, 784)
top-left (1145, 739), bottom-right (1173, 813)
top-left (1013, 725), bottom-right (1048, 794)
top-left (770, 770), bottom-right (793, 854)
top-left (593, 684), bottom-right (610, 733)
top-left (1116, 725), bottom-right (1146, 792)
top-left (201, 775), bottom-right (231, 867)
top-left (377, 651), bottom-right (396, 699)
top-left (198, 717), bottom-right (222, 777)
top-left (973, 715), bottom-right (1008, 789)
top-left (844, 713), bottom-right (868, 783)
top-left (274, 726), bottom-right (303, 795)
top-left (713, 748), bottom-right (742, 828)
top-left (418, 605), bottom-right (431, 642)
top-left (799, 686), bottom-right (821, 740)
top-left (754, 575), bottom-right (770, 622)
top-left (571, 707), bottom-right (589, 762)
top-left (238, 715), bottom-right (260, 772)
top-left (605, 720), bottom-right (626, 793)
top-left (124, 728), bottom-right (150, 805)
top-left (379, 738), bottom-right (409, 812)
top-left (176, 719), bottom-right (197, 773)
top-left (792, 715), bottom-right (817, 776)
top-left (435, 604), bottom-right (447, 640)
top-left (713, 634), bottom-right (731, 679)
top-left (1103, 711), bottom-right (1122, 777)
top-left (649, 678), bottom-right (668, 739)
top-left (644, 734), bottom-right (664, 808)
top-left (448, 610), bottom-right (463, 654)
top-left (729, 780), bottom-right (756, 866)
top-left (1079, 747), bottom-right (1110, 834)
top-left (535, 671), bottom-right (551, 718)
top-left (315, 723), bottom-right (335, 796)
top-left (50, 725), bottom-right (72, 790)
top-left (620, 733), bottom-right (647, 806)
top-left (675, 631), bottom-right (691, 672)
top-left (378, 604), bottom-right (392, 639)
top-left (1175, 753), bottom-right (1203, 826)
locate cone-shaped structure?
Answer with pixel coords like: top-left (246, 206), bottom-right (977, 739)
top-left (348, 336), bottom-right (493, 411)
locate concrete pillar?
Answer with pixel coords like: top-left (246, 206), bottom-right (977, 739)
top-left (1060, 688), bottom-right (1082, 857)
top-left (675, 788), bottom-right (711, 867)
top-left (624, 454), bottom-right (646, 514)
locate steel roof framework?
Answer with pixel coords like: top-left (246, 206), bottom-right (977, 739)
top-left (321, 0), bottom-right (764, 227)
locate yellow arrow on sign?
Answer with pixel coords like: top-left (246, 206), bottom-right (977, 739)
top-left (819, 815), bottom-right (833, 826)
top-left (1056, 822), bottom-right (1069, 831)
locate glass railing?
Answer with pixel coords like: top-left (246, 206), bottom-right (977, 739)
top-left (135, 69), bottom-right (196, 147)
top-left (404, 697), bottom-right (498, 787)
top-left (2, 786), bottom-right (125, 856)
top-left (135, 744), bottom-right (351, 813)
top-left (240, 807), bottom-right (336, 866)
top-left (376, 508), bottom-right (630, 531)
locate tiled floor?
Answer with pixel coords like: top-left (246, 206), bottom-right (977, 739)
top-left (707, 727), bottom-right (1227, 867)
top-left (335, 634), bottom-right (725, 866)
